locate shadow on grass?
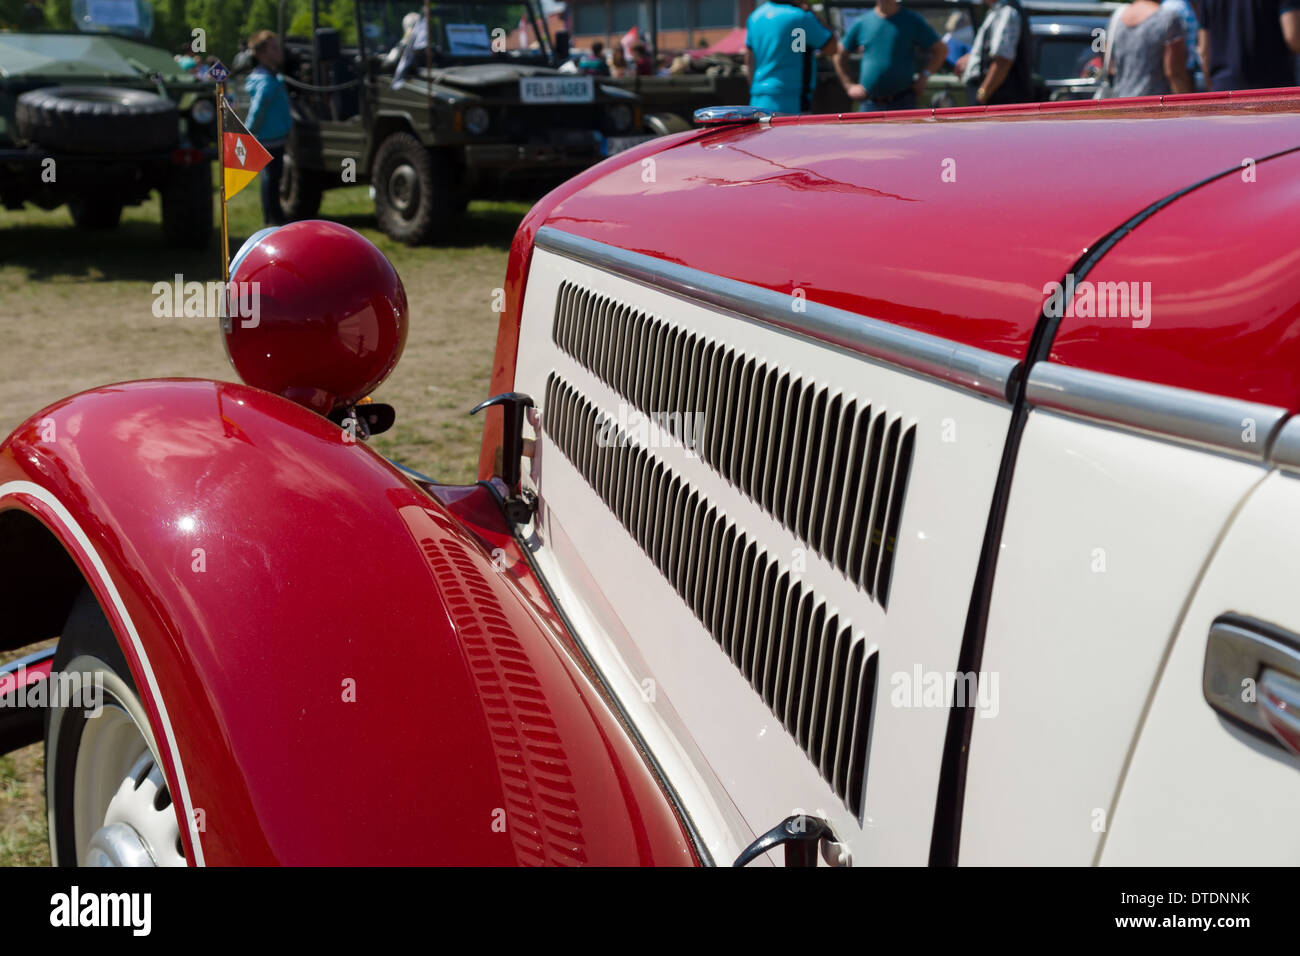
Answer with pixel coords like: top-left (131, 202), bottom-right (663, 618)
top-left (0, 218), bottom-right (225, 283)
top-left (1, 200), bottom-right (524, 283)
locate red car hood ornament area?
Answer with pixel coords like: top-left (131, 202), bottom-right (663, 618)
top-left (223, 220), bottom-right (409, 415)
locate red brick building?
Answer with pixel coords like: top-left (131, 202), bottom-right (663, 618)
top-left (567, 0), bottom-right (758, 55)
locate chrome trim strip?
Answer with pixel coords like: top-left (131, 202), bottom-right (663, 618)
top-left (1026, 361), bottom-right (1287, 462)
top-left (535, 226), bottom-right (1020, 402)
top-left (1269, 418), bottom-right (1300, 474)
top-left (693, 105), bottom-right (773, 126)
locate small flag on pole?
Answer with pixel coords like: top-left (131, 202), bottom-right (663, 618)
top-left (222, 113), bottom-right (273, 201)
top-left (211, 60), bottom-right (274, 290)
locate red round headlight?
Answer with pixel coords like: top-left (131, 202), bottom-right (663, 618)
top-left (223, 220), bottom-right (409, 414)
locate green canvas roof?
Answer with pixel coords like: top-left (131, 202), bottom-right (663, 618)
top-left (0, 32), bottom-right (194, 81)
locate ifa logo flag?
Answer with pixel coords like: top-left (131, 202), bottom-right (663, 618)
top-left (222, 116), bottom-right (273, 201)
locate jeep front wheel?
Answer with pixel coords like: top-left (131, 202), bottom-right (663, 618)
top-left (371, 133), bottom-right (457, 245)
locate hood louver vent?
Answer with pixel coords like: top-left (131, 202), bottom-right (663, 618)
top-left (543, 372), bottom-right (878, 821)
top-left (417, 507), bottom-right (588, 865)
top-left (551, 280), bottom-right (916, 609)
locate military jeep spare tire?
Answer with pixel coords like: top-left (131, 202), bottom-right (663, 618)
top-left (16, 86), bottom-right (178, 154)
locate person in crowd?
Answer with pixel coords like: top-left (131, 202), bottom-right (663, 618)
top-left (1103, 0), bottom-right (1193, 96)
top-left (232, 39), bottom-right (256, 76)
top-left (578, 41), bottom-right (611, 75)
top-left (833, 0), bottom-right (946, 111)
top-left (631, 42), bottom-right (655, 75)
top-left (245, 30), bottom-right (294, 227)
top-left (745, 0), bottom-right (839, 114)
top-left (609, 44), bottom-right (630, 77)
top-left (1163, 0), bottom-right (1203, 81)
top-left (942, 11), bottom-right (974, 70)
top-left (1193, 0), bottom-right (1300, 91)
top-left (961, 0), bottom-right (1034, 105)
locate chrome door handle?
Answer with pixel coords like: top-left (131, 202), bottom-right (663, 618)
top-left (1204, 616), bottom-right (1300, 755)
top-left (1259, 668), bottom-right (1300, 755)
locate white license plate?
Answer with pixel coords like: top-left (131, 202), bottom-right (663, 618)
top-left (604, 134), bottom-right (656, 156)
top-left (519, 76), bottom-right (594, 104)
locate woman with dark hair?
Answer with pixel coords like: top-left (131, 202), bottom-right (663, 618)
top-left (1104, 0), bottom-right (1193, 96)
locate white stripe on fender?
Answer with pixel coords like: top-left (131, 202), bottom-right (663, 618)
top-left (0, 480), bottom-right (205, 866)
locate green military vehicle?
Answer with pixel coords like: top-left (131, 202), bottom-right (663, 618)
top-left (0, 0), bottom-right (218, 247)
top-left (275, 0), bottom-right (649, 244)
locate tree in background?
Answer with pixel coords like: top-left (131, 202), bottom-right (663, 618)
top-left (151, 0), bottom-right (193, 52)
top-left (0, 0), bottom-right (72, 29)
top-left (0, 0), bottom-right (359, 52)
top-left (285, 0), bottom-right (358, 44)
top-left (242, 0), bottom-right (279, 37)
top-left (181, 0), bottom-right (245, 60)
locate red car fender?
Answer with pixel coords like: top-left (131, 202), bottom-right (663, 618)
top-left (0, 378), bottom-right (699, 866)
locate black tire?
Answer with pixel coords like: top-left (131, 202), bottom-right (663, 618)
top-left (279, 151), bottom-right (324, 220)
top-left (371, 132), bottom-right (459, 245)
top-left (644, 112), bottom-right (691, 136)
top-left (68, 195), bottom-right (123, 230)
top-left (46, 589), bottom-right (185, 867)
top-left (16, 86), bottom-right (178, 154)
top-left (161, 162), bottom-right (214, 250)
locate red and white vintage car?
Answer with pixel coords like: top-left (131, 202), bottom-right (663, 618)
top-left (4, 89), bottom-right (1300, 867)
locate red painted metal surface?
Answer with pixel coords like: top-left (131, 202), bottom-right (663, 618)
top-left (0, 380), bottom-right (698, 865)
top-left (530, 96), bottom-right (1300, 364)
top-left (1050, 148), bottom-right (1300, 410)
top-left (224, 220), bottom-right (408, 414)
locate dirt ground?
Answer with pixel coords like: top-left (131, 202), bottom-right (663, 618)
top-left (0, 185), bottom-right (527, 865)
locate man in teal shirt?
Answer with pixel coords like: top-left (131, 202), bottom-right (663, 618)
top-left (834, 0), bottom-right (947, 110)
top-left (245, 30), bottom-right (294, 225)
top-left (746, 1), bottom-right (839, 114)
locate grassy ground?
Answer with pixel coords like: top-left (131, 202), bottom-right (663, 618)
top-left (0, 182), bottom-right (529, 865)
top-left (0, 184), bottom-right (526, 479)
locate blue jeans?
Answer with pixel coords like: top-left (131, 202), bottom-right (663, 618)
top-left (260, 145), bottom-right (285, 226)
top-left (859, 90), bottom-right (917, 112)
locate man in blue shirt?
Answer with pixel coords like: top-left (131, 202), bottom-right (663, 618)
top-left (245, 30), bottom-right (294, 225)
top-left (1193, 0), bottom-right (1300, 91)
top-left (746, 1), bottom-right (839, 114)
top-left (578, 42), bottom-right (611, 75)
top-left (834, 0), bottom-right (946, 111)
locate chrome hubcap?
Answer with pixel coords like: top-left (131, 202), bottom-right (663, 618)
top-left (388, 163), bottom-right (418, 214)
top-left (86, 822), bottom-right (155, 867)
